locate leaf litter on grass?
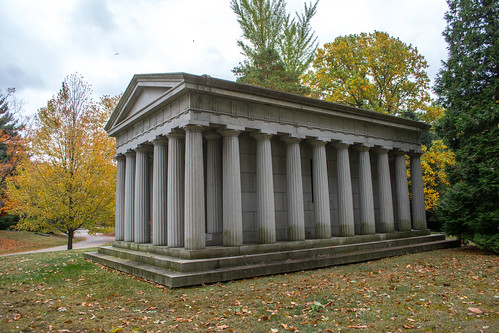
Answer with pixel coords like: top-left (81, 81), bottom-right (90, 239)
top-left (0, 246), bottom-right (497, 332)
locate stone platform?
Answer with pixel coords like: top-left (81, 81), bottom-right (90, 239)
top-left (84, 231), bottom-right (459, 288)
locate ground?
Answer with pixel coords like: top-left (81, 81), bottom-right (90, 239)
top-left (0, 246), bottom-right (497, 332)
top-left (0, 230), bottom-right (113, 256)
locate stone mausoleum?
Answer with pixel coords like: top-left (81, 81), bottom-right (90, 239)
top-left (85, 73), bottom-right (458, 287)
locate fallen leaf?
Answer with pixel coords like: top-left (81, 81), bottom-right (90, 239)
top-left (468, 307), bottom-right (483, 314)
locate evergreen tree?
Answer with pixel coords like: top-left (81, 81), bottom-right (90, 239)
top-left (0, 89), bottom-right (24, 193)
top-left (434, 0), bottom-right (498, 252)
top-left (231, 0), bottom-right (318, 94)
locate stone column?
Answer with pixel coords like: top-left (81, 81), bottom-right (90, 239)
top-left (356, 146), bottom-right (376, 235)
top-left (376, 148), bottom-right (395, 233)
top-left (184, 125), bottom-right (205, 250)
top-left (134, 145), bottom-right (151, 244)
top-left (310, 140), bottom-right (331, 239)
top-left (220, 129), bottom-right (243, 247)
top-left (253, 133), bottom-right (276, 244)
top-left (152, 137), bottom-right (168, 246)
top-left (205, 132), bottom-right (223, 235)
top-left (410, 153), bottom-right (427, 230)
top-left (124, 151), bottom-right (136, 242)
top-left (167, 132), bottom-right (185, 247)
top-left (283, 137), bottom-right (305, 241)
top-left (393, 151), bottom-right (412, 231)
top-left (334, 142), bottom-right (355, 236)
top-left (115, 154), bottom-right (126, 241)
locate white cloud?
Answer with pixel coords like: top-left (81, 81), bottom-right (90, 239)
top-left (1, 0), bottom-right (449, 116)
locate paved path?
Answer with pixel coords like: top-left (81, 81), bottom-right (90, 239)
top-left (2, 229), bottom-right (114, 256)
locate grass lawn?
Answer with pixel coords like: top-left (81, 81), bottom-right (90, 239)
top-left (0, 231), bottom-right (84, 255)
top-left (0, 247), bottom-right (497, 332)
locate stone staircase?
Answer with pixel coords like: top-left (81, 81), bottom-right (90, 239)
top-left (84, 232), bottom-right (459, 288)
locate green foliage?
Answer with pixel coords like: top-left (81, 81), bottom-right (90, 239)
top-left (434, 0), bottom-right (498, 252)
top-left (0, 214), bottom-right (18, 230)
top-left (233, 48), bottom-right (310, 95)
top-left (0, 88), bottom-right (24, 197)
top-left (305, 31), bottom-right (431, 118)
top-left (231, 0), bottom-right (318, 94)
top-left (0, 89), bottom-right (22, 159)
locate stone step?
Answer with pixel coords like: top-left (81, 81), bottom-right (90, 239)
top-left (112, 229), bottom-right (434, 259)
top-left (97, 234), bottom-right (446, 273)
top-left (84, 238), bottom-right (460, 288)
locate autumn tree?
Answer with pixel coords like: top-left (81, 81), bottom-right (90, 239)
top-left (304, 31), bottom-right (457, 226)
top-left (304, 31), bottom-right (431, 117)
top-left (434, 0), bottom-right (498, 252)
top-left (231, 0), bottom-right (318, 94)
top-left (6, 74), bottom-right (118, 249)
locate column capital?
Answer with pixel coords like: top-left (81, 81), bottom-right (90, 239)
top-left (308, 138), bottom-right (328, 147)
top-left (252, 132), bottom-right (273, 141)
top-left (373, 146), bottom-right (390, 154)
top-left (183, 124), bottom-right (204, 133)
top-left (219, 128), bottom-right (241, 137)
top-left (166, 130), bottom-right (185, 140)
top-left (333, 141), bottom-right (350, 150)
top-left (353, 144), bottom-right (373, 152)
top-left (204, 131), bottom-right (222, 141)
top-left (135, 144), bottom-right (153, 153)
top-left (115, 153), bottom-right (126, 161)
top-left (125, 150), bottom-right (136, 157)
top-left (391, 149), bottom-right (408, 156)
top-left (152, 136), bottom-right (168, 146)
top-left (281, 135), bottom-right (302, 144)
top-left (408, 151), bottom-right (423, 158)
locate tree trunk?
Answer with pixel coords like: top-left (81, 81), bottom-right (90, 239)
top-left (67, 230), bottom-right (74, 250)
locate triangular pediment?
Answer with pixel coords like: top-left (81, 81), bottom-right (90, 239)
top-left (105, 73), bottom-right (189, 133)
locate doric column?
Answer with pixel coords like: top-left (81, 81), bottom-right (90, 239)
top-left (167, 132), bottom-right (185, 247)
top-left (115, 155), bottom-right (126, 241)
top-left (253, 133), bottom-right (276, 244)
top-left (124, 151), bottom-right (136, 242)
top-left (134, 145), bottom-right (151, 244)
top-left (375, 148), bottom-right (395, 233)
top-left (283, 137), bottom-right (305, 241)
top-left (152, 137), bottom-right (168, 246)
top-left (393, 151), bottom-right (412, 231)
top-left (410, 153), bottom-right (427, 230)
top-left (205, 132), bottom-right (223, 235)
top-left (184, 125), bottom-right (205, 250)
top-left (310, 140), bottom-right (331, 239)
top-left (334, 142), bottom-right (355, 236)
top-left (220, 129), bottom-right (243, 246)
top-left (356, 146), bottom-right (376, 235)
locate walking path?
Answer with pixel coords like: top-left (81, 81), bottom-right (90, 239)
top-left (1, 229), bottom-right (114, 256)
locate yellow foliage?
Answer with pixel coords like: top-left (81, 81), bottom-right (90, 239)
top-left (304, 31), bottom-right (431, 117)
top-left (5, 74), bottom-right (119, 237)
top-left (420, 140), bottom-right (455, 211)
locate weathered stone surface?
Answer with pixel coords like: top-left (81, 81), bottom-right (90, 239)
top-left (84, 232), bottom-right (459, 288)
top-left (88, 73), bottom-right (440, 287)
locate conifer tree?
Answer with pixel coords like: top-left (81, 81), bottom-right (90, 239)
top-left (434, 0), bottom-right (498, 252)
top-left (231, 0), bottom-right (318, 94)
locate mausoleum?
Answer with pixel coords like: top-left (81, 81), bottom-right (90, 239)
top-left (85, 73), bottom-right (458, 287)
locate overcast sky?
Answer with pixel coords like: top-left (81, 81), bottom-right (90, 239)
top-left (1, 0), bottom-right (450, 117)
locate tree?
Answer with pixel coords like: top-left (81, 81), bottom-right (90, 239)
top-left (0, 89), bottom-right (24, 199)
top-left (304, 31), bottom-right (431, 117)
top-left (434, 0), bottom-right (498, 252)
top-left (5, 74), bottom-right (118, 249)
top-left (231, 0), bottom-right (318, 94)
